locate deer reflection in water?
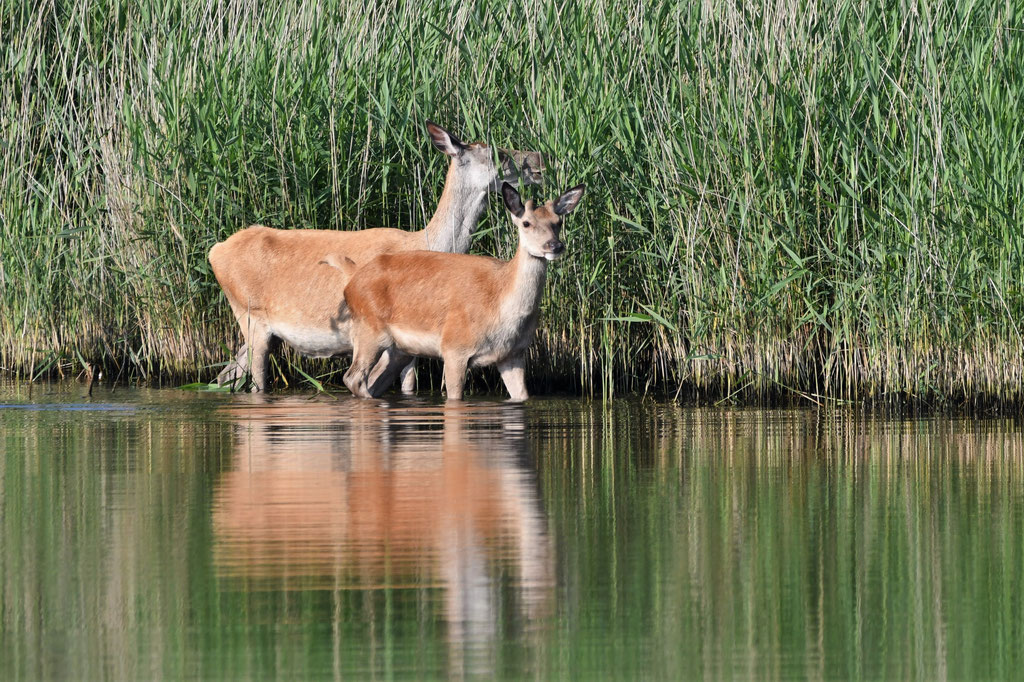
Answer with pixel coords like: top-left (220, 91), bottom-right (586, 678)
top-left (211, 397), bottom-right (555, 673)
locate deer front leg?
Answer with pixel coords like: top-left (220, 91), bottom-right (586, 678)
top-left (345, 327), bottom-right (388, 399)
top-left (365, 349), bottom-right (412, 398)
top-left (400, 359), bottom-right (417, 394)
top-left (344, 350), bottom-right (381, 399)
top-left (497, 354), bottom-right (529, 402)
top-left (442, 354), bottom-right (469, 401)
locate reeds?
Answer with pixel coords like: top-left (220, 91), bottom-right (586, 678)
top-left (2, 0), bottom-right (1022, 405)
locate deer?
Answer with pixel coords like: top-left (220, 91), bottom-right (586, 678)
top-left (342, 182), bottom-right (585, 401)
top-left (207, 121), bottom-right (543, 392)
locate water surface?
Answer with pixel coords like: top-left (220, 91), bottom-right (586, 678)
top-left (2, 383), bottom-right (1022, 679)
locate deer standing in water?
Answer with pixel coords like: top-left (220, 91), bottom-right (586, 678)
top-left (343, 182), bottom-right (585, 401)
top-left (207, 122), bottom-right (543, 392)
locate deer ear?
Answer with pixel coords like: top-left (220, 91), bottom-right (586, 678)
top-left (319, 254), bottom-right (358, 277)
top-left (553, 184), bottom-right (585, 215)
top-left (502, 183), bottom-right (526, 218)
top-left (425, 120), bottom-right (465, 157)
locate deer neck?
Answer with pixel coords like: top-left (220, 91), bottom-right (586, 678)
top-left (421, 162), bottom-right (488, 254)
top-left (498, 246), bottom-right (549, 323)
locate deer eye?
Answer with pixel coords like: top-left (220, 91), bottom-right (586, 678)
top-left (523, 221), bottom-right (531, 227)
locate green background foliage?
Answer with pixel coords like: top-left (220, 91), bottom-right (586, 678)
top-left (2, 0), bottom-right (1022, 403)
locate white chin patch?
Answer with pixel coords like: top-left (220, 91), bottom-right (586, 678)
top-left (544, 252), bottom-right (561, 261)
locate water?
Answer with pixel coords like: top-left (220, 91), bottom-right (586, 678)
top-left (2, 383), bottom-right (1022, 680)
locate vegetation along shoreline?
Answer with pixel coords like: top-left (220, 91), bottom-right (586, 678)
top-left (2, 1), bottom-right (1021, 409)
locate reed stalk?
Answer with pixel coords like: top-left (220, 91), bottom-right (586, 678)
top-left (2, 0), bottom-right (1022, 405)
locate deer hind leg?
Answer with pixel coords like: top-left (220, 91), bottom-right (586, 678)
top-left (220, 305), bottom-right (273, 391)
top-left (497, 354), bottom-right (529, 402)
top-left (247, 328), bottom-right (274, 393)
top-left (215, 343), bottom-right (250, 389)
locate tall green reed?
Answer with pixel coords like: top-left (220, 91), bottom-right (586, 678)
top-left (2, 0), bottom-right (1022, 405)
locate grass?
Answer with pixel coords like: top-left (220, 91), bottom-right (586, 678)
top-left (1, 0), bottom-right (1022, 407)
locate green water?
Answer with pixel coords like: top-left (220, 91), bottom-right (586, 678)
top-left (2, 383), bottom-right (1022, 679)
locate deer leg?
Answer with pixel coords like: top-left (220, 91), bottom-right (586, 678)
top-left (215, 343), bottom-right (249, 389)
top-left (345, 328), bottom-right (387, 399)
top-left (497, 354), bottom-right (529, 402)
top-left (365, 349), bottom-right (412, 397)
top-left (399, 359), bottom-right (417, 394)
top-left (248, 330), bottom-right (273, 393)
top-left (344, 350), bottom-right (381, 399)
top-left (442, 354), bottom-right (469, 401)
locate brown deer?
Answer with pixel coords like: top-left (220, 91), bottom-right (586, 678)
top-left (208, 121), bottom-right (543, 392)
top-left (342, 182), bottom-right (585, 401)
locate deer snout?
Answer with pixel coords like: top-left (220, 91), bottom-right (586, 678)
top-left (544, 240), bottom-right (565, 260)
top-left (500, 149), bottom-right (545, 185)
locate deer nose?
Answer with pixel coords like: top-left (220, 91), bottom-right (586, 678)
top-left (546, 240), bottom-right (565, 254)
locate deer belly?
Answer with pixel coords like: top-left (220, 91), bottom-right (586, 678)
top-left (390, 327), bottom-right (441, 358)
top-left (273, 322), bottom-right (352, 357)
top-left (470, 322), bottom-right (535, 367)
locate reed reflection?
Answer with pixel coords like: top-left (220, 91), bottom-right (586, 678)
top-left (211, 397), bottom-right (555, 674)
